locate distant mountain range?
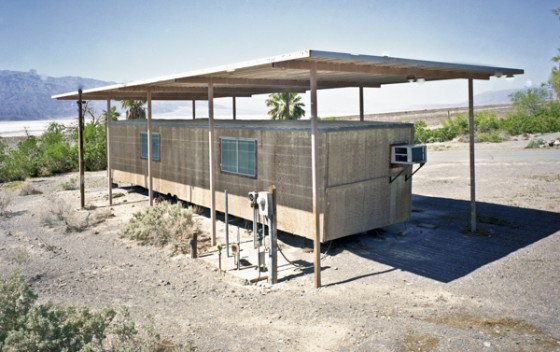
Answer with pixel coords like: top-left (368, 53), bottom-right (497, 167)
top-left (0, 70), bottom-right (114, 121)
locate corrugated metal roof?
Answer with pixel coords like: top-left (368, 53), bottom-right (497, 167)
top-left (52, 49), bottom-right (523, 101)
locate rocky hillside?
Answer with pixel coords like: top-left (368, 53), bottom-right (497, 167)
top-left (0, 70), bottom-right (113, 121)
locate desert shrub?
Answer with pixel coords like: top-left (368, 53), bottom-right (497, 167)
top-left (526, 139), bottom-right (546, 149)
top-left (19, 182), bottom-right (42, 196)
top-left (72, 122), bottom-right (107, 171)
top-left (61, 177), bottom-right (78, 191)
top-left (41, 197), bottom-right (112, 232)
top-left (36, 123), bottom-right (75, 176)
top-left (500, 87), bottom-right (560, 135)
top-left (122, 201), bottom-right (201, 254)
top-left (475, 131), bottom-right (503, 143)
top-left (0, 123), bottom-right (76, 182)
top-left (0, 272), bottom-right (195, 351)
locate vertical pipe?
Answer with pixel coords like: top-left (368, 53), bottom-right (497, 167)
top-left (192, 100), bottom-right (196, 120)
top-left (147, 90), bottom-right (153, 206)
top-left (268, 185), bottom-right (277, 284)
top-left (77, 89), bottom-right (85, 209)
top-left (310, 66), bottom-right (321, 288)
top-left (208, 82), bottom-right (217, 246)
top-left (225, 189), bottom-right (230, 257)
top-left (232, 96), bottom-right (237, 120)
top-left (106, 98), bottom-right (112, 206)
top-left (236, 226), bottom-right (240, 270)
top-left (359, 86), bottom-right (364, 122)
top-left (468, 79), bottom-right (477, 233)
top-left (253, 197), bottom-right (258, 249)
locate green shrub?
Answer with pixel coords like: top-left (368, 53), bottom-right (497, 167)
top-left (526, 139), bottom-right (546, 148)
top-left (122, 201), bottom-right (201, 255)
top-left (72, 122), bottom-right (107, 171)
top-left (0, 272), bottom-right (195, 351)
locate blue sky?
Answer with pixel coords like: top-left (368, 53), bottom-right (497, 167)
top-left (0, 0), bottom-right (558, 116)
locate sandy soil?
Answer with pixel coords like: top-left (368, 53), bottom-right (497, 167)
top-left (1, 137), bottom-right (559, 352)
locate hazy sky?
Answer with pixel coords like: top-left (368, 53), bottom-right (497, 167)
top-left (1, 0), bottom-right (558, 115)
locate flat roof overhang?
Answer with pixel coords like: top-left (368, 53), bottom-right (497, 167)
top-left (52, 49), bottom-right (524, 101)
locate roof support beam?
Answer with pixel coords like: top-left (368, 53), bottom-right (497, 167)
top-left (106, 98), bottom-right (112, 206)
top-left (468, 79), bottom-right (477, 233)
top-left (272, 61), bottom-right (492, 80)
top-left (175, 76), bottom-right (381, 89)
top-left (208, 82), bottom-right (217, 246)
top-left (192, 100), bottom-right (196, 120)
top-left (147, 90), bottom-right (153, 206)
top-left (310, 65), bottom-right (321, 289)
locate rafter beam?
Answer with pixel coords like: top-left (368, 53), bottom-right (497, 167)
top-left (272, 61), bottom-right (491, 80)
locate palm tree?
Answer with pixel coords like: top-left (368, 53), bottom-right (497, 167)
top-left (265, 93), bottom-right (305, 120)
top-left (121, 100), bottom-right (146, 120)
top-left (101, 106), bottom-right (121, 122)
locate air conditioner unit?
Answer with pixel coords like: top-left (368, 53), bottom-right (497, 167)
top-left (391, 144), bottom-right (427, 165)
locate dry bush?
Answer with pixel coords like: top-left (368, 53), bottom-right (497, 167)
top-left (19, 182), bottom-right (42, 196)
top-left (122, 201), bottom-right (201, 255)
top-left (41, 197), bottom-right (112, 232)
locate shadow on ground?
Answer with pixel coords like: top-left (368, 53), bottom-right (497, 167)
top-left (327, 194), bottom-right (560, 284)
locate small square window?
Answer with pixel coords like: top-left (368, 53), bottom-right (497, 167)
top-left (140, 132), bottom-right (160, 161)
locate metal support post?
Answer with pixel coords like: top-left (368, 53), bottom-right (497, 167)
top-left (468, 79), bottom-right (477, 233)
top-left (77, 89), bottom-right (85, 209)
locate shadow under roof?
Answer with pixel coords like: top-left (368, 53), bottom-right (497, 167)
top-left (52, 49), bottom-right (524, 101)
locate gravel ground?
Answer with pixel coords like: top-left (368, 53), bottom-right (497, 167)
top-left (0, 137), bottom-right (559, 352)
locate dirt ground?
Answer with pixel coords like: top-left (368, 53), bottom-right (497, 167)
top-left (1, 135), bottom-right (559, 352)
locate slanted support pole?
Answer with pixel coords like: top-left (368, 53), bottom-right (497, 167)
top-left (77, 89), bottom-right (85, 209)
top-left (310, 66), bottom-right (321, 288)
top-left (468, 79), bottom-right (477, 233)
top-left (208, 82), bottom-right (217, 246)
top-left (147, 90), bottom-right (153, 206)
top-left (359, 86), bottom-right (364, 121)
top-left (192, 100), bottom-right (196, 120)
top-left (106, 98), bottom-right (112, 206)
top-left (232, 96), bottom-right (237, 120)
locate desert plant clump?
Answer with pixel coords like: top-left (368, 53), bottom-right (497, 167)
top-left (122, 200), bottom-right (202, 255)
top-left (19, 182), bottom-right (42, 196)
top-left (41, 197), bottom-right (112, 233)
top-left (0, 272), bottom-right (195, 351)
top-left (526, 139), bottom-right (546, 149)
top-left (60, 177), bottom-right (78, 191)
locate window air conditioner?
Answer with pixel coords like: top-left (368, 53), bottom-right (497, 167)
top-left (391, 144), bottom-right (427, 165)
